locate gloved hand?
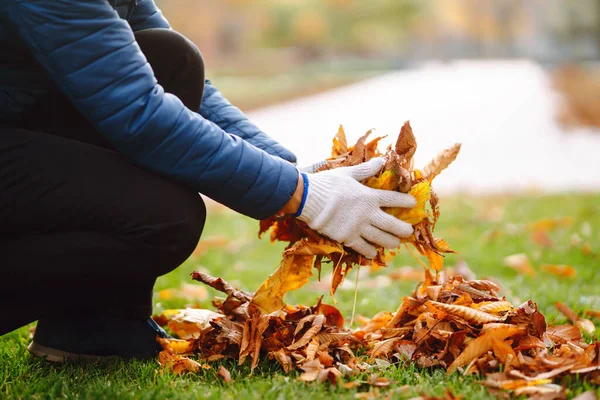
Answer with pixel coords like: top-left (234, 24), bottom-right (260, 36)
top-left (295, 157), bottom-right (416, 259)
top-left (297, 160), bottom-right (328, 174)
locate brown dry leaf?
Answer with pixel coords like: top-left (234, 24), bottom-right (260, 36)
top-left (492, 338), bottom-right (520, 369)
top-left (288, 315), bottom-right (326, 350)
top-left (318, 302), bottom-right (345, 328)
top-left (218, 365), bottom-right (233, 383)
top-left (447, 325), bottom-right (523, 374)
top-left (427, 301), bottom-right (507, 325)
top-left (475, 301), bottom-right (513, 314)
top-left (504, 253), bottom-right (536, 277)
top-left (158, 350), bottom-right (205, 374)
top-left (298, 359), bottom-right (324, 382)
top-left (555, 301), bottom-right (580, 324)
top-left (332, 125), bottom-right (348, 158)
top-left (572, 390), bottom-right (598, 400)
top-left (584, 310), bottom-right (600, 319)
top-left (395, 121), bottom-right (417, 167)
top-left (422, 143), bottom-right (462, 181)
top-left (541, 264), bottom-right (577, 279)
top-left (369, 337), bottom-right (402, 359)
top-left (167, 308), bottom-right (224, 339)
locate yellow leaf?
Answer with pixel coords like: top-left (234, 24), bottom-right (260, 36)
top-left (251, 254), bottom-right (314, 313)
top-left (157, 338), bottom-right (196, 355)
top-left (389, 180), bottom-right (431, 225)
top-left (364, 170), bottom-right (397, 191)
top-left (424, 247), bottom-right (444, 272)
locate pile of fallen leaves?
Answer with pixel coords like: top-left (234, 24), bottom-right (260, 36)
top-left (553, 64), bottom-right (600, 130)
top-left (156, 270), bottom-right (599, 398)
top-left (155, 124), bottom-right (599, 398)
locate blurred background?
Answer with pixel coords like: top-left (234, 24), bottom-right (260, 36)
top-left (157, 0), bottom-right (600, 193)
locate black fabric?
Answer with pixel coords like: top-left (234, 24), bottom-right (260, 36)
top-left (0, 29), bottom-right (207, 336)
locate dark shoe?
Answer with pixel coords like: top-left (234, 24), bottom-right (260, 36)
top-left (28, 317), bottom-right (168, 363)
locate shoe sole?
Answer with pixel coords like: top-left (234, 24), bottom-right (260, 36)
top-left (27, 341), bottom-right (106, 363)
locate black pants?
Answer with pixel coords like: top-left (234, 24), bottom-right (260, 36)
top-left (0, 29), bottom-right (207, 336)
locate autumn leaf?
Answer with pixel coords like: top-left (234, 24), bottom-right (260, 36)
top-left (389, 180), bottom-right (431, 225)
top-left (331, 125), bottom-right (348, 158)
top-left (503, 253), bottom-right (536, 276)
top-left (251, 240), bottom-right (345, 313)
top-left (363, 169), bottom-right (398, 191)
top-left (166, 308), bottom-right (224, 339)
top-left (158, 351), bottom-right (207, 374)
top-left (422, 143), bottom-right (461, 181)
top-left (395, 121), bottom-right (417, 168)
top-left (218, 366), bottom-right (233, 383)
top-left (157, 337), bottom-right (196, 355)
top-left (447, 325), bottom-right (523, 374)
top-left (541, 264), bottom-right (577, 278)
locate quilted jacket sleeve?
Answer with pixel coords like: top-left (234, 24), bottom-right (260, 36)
top-left (127, 0), bottom-right (297, 164)
top-left (200, 82), bottom-right (297, 164)
top-left (2, 0), bottom-right (298, 220)
top-left (128, 0), bottom-right (170, 31)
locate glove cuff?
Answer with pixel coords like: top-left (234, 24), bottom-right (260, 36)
top-left (293, 173), bottom-right (310, 217)
top-left (296, 174), bottom-right (333, 225)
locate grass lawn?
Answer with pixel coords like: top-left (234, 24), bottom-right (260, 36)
top-left (1, 193), bottom-right (599, 399)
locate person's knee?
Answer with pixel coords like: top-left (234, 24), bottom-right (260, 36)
top-left (150, 189), bottom-right (206, 277)
top-left (134, 29), bottom-right (205, 110)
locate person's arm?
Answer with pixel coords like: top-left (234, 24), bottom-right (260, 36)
top-left (127, 0), bottom-right (297, 164)
top-left (127, 0), bottom-right (170, 31)
top-left (199, 82), bottom-right (297, 164)
top-left (2, 0), bottom-right (297, 220)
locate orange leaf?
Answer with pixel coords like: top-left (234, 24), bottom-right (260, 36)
top-left (492, 338), bottom-right (520, 369)
top-left (218, 366), bottom-right (233, 383)
top-left (331, 125), bottom-right (348, 158)
top-left (503, 253), bottom-right (536, 277)
top-left (541, 264), bottom-right (576, 278)
top-left (447, 325), bottom-right (523, 374)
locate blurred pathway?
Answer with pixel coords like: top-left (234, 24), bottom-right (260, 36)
top-left (248, 60), bottom-right (600, 195)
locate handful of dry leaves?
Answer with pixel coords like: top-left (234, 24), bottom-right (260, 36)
top-left (254, 122), bottom-right (460, 313)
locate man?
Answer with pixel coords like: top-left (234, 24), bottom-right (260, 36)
top-left (0, 0), bottom-right (415, 361)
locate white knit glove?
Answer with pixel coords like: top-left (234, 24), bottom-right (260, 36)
top-left (295, 157), bottom-right (416, 259)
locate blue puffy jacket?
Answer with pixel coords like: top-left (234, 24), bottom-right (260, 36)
top-left (0, 0), bottom-right (298, 219)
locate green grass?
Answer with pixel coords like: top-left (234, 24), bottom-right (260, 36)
top-left (2, 193), bottom-right (600, 399)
